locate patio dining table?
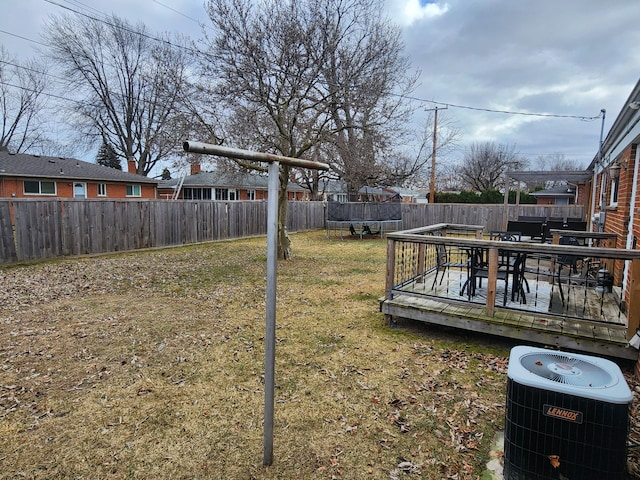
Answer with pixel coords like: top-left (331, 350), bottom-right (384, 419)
top-left (460, 244), bottom-right (527, 306)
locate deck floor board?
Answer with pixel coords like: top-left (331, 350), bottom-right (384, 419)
top-left (383, 267), bottom-right (636, 360)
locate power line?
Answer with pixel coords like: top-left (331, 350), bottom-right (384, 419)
top-left (1, 1), bottom-right (607, 125)
top-left (44, 0), bottom-right (200, 55)
top-left (152, 0), bottom-right (210, 29)
top-left (0, 28), bottom-right (48, 48)
top-left (0, 79), bottom-right (81, 104)
top-left (0, 59), bottom-right (68, 83)
top-left (399, 93), bottom-right (603, 121)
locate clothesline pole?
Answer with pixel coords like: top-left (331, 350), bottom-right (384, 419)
top-left (182, 141), bottom-right (329, 466)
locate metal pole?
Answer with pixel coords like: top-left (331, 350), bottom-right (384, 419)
top-left (430, 107), bottom-right (438, 204)
top-left (263, 160), bottom-right (279, 465)
top-left (590, 109), bottom-right (606, 235)
top-left (182, 140), bottom-right (328, 467)
top-left (183, 141), bottom-right (329, 170)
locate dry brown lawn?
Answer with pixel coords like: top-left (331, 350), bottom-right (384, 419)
top-left (0, 230), bottom-right (636, 479)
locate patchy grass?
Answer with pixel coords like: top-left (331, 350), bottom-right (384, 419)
top-left (0, 230), bottom-right (524, 478)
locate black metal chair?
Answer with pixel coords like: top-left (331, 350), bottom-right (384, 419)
top-left (431, 231), bottom-right (468, 289)
top-left (555, 236), bottom-right (591, 305)
top-left (490, 231), bottom-right (521, 242)
top-left (362, 224), bottom-right (380, 236)
top-left (468, 231), bottom-right (527, 304)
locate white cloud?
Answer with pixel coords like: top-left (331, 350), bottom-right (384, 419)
top-left (389, 0), bottom-right (449, 26)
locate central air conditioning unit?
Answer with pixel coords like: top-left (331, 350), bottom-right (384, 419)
top-left (504, 346), bottom-right (632, 480)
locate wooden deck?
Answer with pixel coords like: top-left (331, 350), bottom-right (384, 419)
top-left (380, 268), bottom-right (637, 360)
top-left (382, 224), bottom-right (640, 361)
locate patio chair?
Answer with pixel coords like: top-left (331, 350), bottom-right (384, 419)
top-left (555, 236), bottom-right (591, 305)
top-left (431, 231), bottom-right (468, 289)
top-left (463, 232), bottom-right (527, 305)
top-left (490, 231), bottom-right (521, 242)
top-left (491, 231), bottom-right (529, 298)
top-left (362, 225), bottom-right (380, 236)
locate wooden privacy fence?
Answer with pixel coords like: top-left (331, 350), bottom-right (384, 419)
top-left (400, 204), bottom-right (584, 231)
top-left (0, 199), bottom-right (325, 264)
top-left (0, 200), bottom-right (584, 264)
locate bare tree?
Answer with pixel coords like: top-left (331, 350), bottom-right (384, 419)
top-left (200, 0), bottom-right (417, 256)
top-left (436, 159), bottom-right (465, 192)
top-left (0, 47), bottom-right (48, 153)
top-left (317, 0), bottom-right (418, 198)
top-left (43, 14), bottom-right (194, 175)
top-left (201, 0), bottom-right (332, 258)
top-left (457, 142), bottom-right (527, 191)
top-left (534, 152), bottom-right (585, 172)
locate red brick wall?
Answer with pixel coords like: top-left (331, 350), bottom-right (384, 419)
top-left (0, 177), bottom-right (156, 199)
top-left (576, 183), bottom-right (588, 206)
top-left (597, 144), bottom-right (638, 303)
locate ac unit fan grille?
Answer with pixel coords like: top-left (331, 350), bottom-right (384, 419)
top-left (519, 352), bottom-right (614, 388)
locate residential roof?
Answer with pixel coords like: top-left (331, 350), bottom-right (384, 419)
top-left (0, 151), bottom-right (158, 184)
top-left (506, 170), bottom-right (592, 183)
top-left (317, 179), bottom-right (348, 194)
top-left (160, 170), bottom-right (305, 192)
top-left (589, 77), bottom-right (640, 169)
top-left (531, 186), bottom-right (576, 198)
top-left (358, 186), bottom-right (393, 197)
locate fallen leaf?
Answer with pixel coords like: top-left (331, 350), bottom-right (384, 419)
top-left (548, 454), bottom-right (560, 468)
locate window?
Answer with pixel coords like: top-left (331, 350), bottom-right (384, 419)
top-left (610, 177), bottom-right (619, 206)
top-left (183, 187), bottom-right (212, 200)
top-left (336, 194), bottom-right (348, 203)
top-left (97, 183), bottom-right (107, 197)
top-left (73, 183), bottom-right (87, 198)
top-left (24, 180), bottom-right (56, 195)
top-left (247, 189), bottom-right (256, 200)
top-left (126, 184), bottom-right (141, 197)
top-left (229, 189), bottom-right (238, 201)
top-left (215, 188), bottom-right (229, 201)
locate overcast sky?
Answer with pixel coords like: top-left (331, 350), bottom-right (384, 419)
top-left (2, 0), bottom-right (640, 172)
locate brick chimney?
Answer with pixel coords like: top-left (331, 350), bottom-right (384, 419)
top-left (127, 159), bottom-right (137, 174)
top-left (190, 162), bottom-right (201, 175)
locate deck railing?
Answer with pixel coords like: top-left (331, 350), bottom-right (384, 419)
top-left (385, 224), bottom-right (640, 340)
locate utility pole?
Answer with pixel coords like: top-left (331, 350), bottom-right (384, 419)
top-left (425, 106), bottom-right (447, 203)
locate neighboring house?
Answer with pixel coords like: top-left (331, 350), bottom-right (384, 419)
top-left (357, 186), bottom-right (396, 202)
top-left (587, 77), bottom-right (640, 306)
top-left (317, 179), bottom-right (349, 202)
top-left (531, 185), bottom-right (577, 205)
top-left (158, 164), bottom-right (309, 201)
top-left (384, 186), bottom-right (423, 204)
top-left (0, 151), bottom-right (158, 199)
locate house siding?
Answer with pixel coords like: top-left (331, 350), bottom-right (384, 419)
top-left (597, 145), bottom-right (637, 292)
top-left (0, 177), bottom-right (156, 199)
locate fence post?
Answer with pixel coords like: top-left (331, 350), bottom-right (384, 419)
top-left (385, 239), bottom-right (396, 301)
top-left (486, 247), bottom-right (498, 316)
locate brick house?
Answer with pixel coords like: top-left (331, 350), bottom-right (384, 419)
top-left (158, 164), bottom-right (308, 201)
top-left (587, 77), bottom-right (640, 315)
top-left (0, 151), bottom-right (158, 199)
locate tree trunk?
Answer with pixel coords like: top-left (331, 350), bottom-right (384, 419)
top-left (277, 165), bottom-right (291, 260)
